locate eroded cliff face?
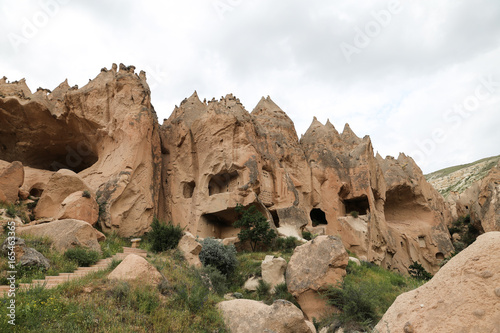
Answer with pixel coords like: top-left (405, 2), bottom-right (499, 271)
top-left (0, 66), bottom-right (454, 273)
top-left (0, 65), bottom-right (161, 237)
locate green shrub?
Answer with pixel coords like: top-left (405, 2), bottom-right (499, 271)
top-left (148, 217), bottom-right (183, 253)
top-left (174, 281), bottom-right (210, 313)
top-left (408, 262), bottom-right (432, 281)
top-left (234, 204), bottom-right (277, 251)
top-left (108, 281), bottom-right (131, 303)
top-left (82, 190), bottom-right (91, 198)
top-left (256, 279), bottom-right (271, 298)
top-left (203, 265), bottom-right (228, 296)
top-left (199, 238), bottom-right (237, 277)
top-left (349, 211), bottom-right (359, 218)
top-left (6, 204), bottom-right (17, 218)
top-left (302, 230), bottom-right (313, 241)
top-left (64, 247), bottom-right (100, 267)
top-left (273, 236), bottom-right (298, 252)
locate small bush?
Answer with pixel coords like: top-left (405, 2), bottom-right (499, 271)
top-left (234, 204), bottom-right (277, 251)
top-left (273, 236), bottom-right (298, 252)
top-left (148, 217), bottom-right (183, 253)
top-left (64, 247), bottom-right (100, 267)
top-left (256, 279), bottom-right (271, 298)
top-left (349, 211), bottom-right (359, 218)
top-left (6, 205), bottom-right (17, 218)
top-left (82, 190), bottom-right (91, 198)
top-left (174, 282), bottom-right (210, 313)
top-left (408, 261), bottom-right (432, 281)
top-left (108, 281), bottom-right (131, 303)
top-left (199, 238), bottom-right (237, 277)
top-left (202, 265), bottom-right (228, 296)
top-left (302, 230), bottom-right (313, 241)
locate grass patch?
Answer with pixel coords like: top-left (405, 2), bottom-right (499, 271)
top-left (319, 261), bottom-right (423, 332)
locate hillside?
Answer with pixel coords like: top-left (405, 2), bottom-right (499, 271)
top-left (425, 155), bottom-right (500, 197)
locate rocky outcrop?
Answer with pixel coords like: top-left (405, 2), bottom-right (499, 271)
top-left (17, 219), bottom-right (102, 252)
top-left (218, 299), bottom-right (315, 333)
top-left (261, 255), bottom-right (287, 292)
top-left (375, 232), bottom-right (500, 333)
top-left (108, 254), bottom-right (163, 286)
top-left (0, 161), bottom-right (24, 203)
top-left (177, 232), bottom-right (202, 267)
top-left (470, 162), bottom-right (500, 232)
top-left (378, 153), bottom-right (454, 274)
top-left (1, 67), bottom-right (455, 274)
top-left (57, 191), bottom-right (99, 226)
top-left (286, 236), bottom-right (348, 320)
top-left (1, 237), bottom-right (50, 270)
top-left (0, 65), bottom-right (162, 237)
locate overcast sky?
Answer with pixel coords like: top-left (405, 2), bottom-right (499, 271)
top-left (1, 0), bottom-right (499, 173)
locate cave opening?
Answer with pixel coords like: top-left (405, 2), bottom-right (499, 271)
top-left (208, 171), bottom-right (239, 196)
top-left (310, 208), bottom-right (328, 226)
top-left (182, 181), bottom-right (195, 198)
top-left (270, 210), bottom-right (280, 228)
top-left (343, 195), bottom-right (370, 216)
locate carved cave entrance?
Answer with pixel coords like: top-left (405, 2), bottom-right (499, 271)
top-left (208, 171), bottom-right (239, 196)
top-left (310, 208), bottom-right (328, 226)
top-left (343, 195), bottom-right (370, 216)
top-left (199, 203), bottom-right (267, 239)
top-left (0, 99), bottom-right (99, 173)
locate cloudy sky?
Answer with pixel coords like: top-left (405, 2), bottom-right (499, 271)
top-left (1, 0), bottom-right (499, 173)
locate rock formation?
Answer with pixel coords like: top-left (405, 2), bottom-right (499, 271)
top-left (286, 235), bottom-right (348, 320)
top-left (375, 231), bottom-right (500, 333)
top-left (0, 65), bottom-right (161, 237)
top-left (1, 237), bottom-right (50, 270)
top-left (470, 162), bottom-right (500, 232)
top-left (218, 299), bottom-right (315, 333)
top-left (108, 254), bottom-right (163, 286)
top-left (0, 65), bottom-right (456, 274)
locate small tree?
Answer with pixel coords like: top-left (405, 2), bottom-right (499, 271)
top-left (408, 261), bottom-right (432, 281)
top-left (233, 204), bottom-right (277, 251)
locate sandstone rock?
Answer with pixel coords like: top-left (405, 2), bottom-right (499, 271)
top-left (470, 162), bottom-right (500, 232)
top-left (261, 255), bottom-right (287, 292)
top-left (218, 299), bottom-right (315, 333)
top-left (57, 191), bottom-right (99, 226)
top-left (0, 66), bottom-right (162, 237)
top-left (243, 276), bottom-right (261, 291)
top-left (35, 169), bottom-right (92, 219)
top-left (1, 237), bottom-right (50, 270)
top-left (0, 161), bottom-right (24, 203)
top-left (108, 254), bottom-right (163, 286)
top-left (375, 232), bottom-right (500, 333)
top-left (286, 235), bottom-right (348, 319)
top-left (17, 219), bottom-right (101, 252)
top-left (18, 189), bottom-right (29, 200)
top-left (177, 233), bottom-right (202, 267)
top-left (349, 256), bottom-right (361, 266)
top-left (0, 190), bottom-right (6, 203)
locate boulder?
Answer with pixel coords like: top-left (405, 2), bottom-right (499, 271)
top-left (56, 191), bottom-right (99, 226)
top-left (243, 276), bottom-right (261, 291)
top-left (375, 232), bottom-right (500, 333)
top-left (261, 255), bottom-right (287, 292)
top-left (286, 235), bottom-right (349, 320)
top-left (177, 233), bottom-right (202, 267)
top-left (218, 299), bottom-right (315, 333)
top-left (34, 169), bottom-right (92, 219)
top-left (0, 161), bottom-right (24, 203)
top-left (1, 237), bottom-right (50, 270)
top-left (108, 254), bottom-right (163, 286)
top-left (348, 257), bottom-right (361, 266)
top-left (471, 163), bottom-right (500, 232)
top-left (17, 219), bottom-right (101, 252)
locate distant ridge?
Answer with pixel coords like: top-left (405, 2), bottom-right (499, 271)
top-left (425, 155), bottom-right (500, 197)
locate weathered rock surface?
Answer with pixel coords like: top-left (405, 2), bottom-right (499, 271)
top-left (17, 219), bottom-right (101, 252)
top-left (177, 232), bottom-right (202, 267)
top-left (108, 254), bottom-right (162, 286)
top-left (375, 231), bottom-right (500, 333)
top-left (470, 162), bottom-right (500, 232)
top-left (0, 66), bottom-right (162, 237)
top-left (1, 67), bottom-right (455, 274)
top-left (218, 299), bottom-right (315, 333)
top-left (261, 255), bottom-right (287, 292)
top-left (286, 235), bottom-right (348, 320)
top-left (57, 191), bottom-right (99, 226)
top-left (1, 237), bottom-right (50, 269)
top-left (0, 161), bottom-right (24, 203)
